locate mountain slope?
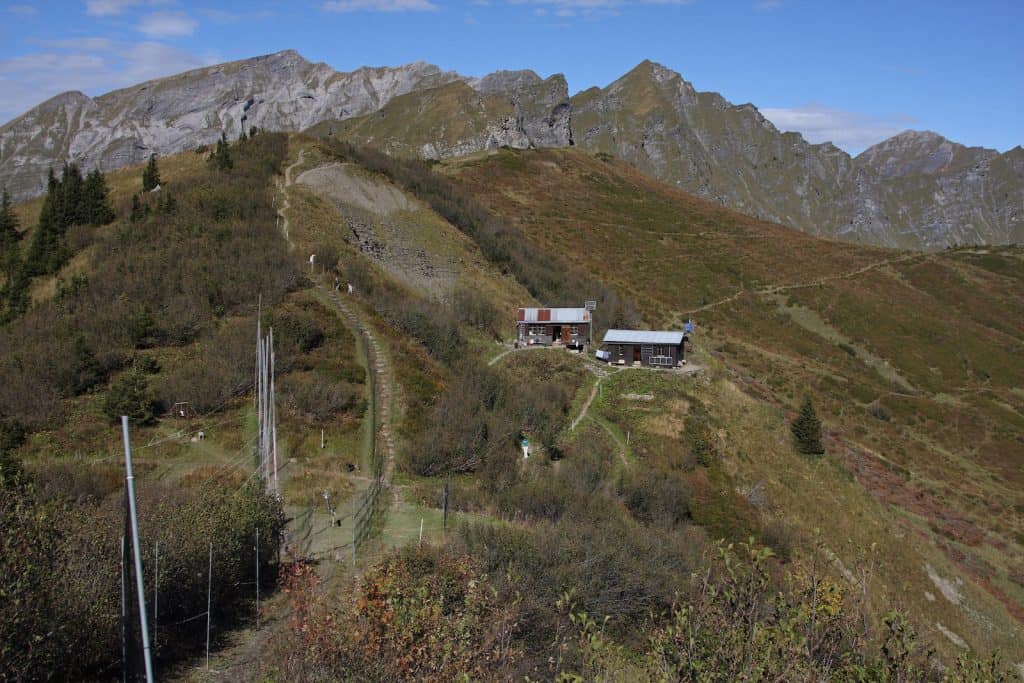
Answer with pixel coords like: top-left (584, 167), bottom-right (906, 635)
top-left (569, 61), bottom-right (1024, 249)
top-left (444, 147), bottom-right (1024, 656)
top-left (2, 52), bottom-right (1021, 250)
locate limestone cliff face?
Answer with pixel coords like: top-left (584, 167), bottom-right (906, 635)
top-left (0, 50), bottom-right (461, 200)
top-left (2, 52), bottom-right (1020, 249)
top-left (316, 70), bottom-right (572, 159)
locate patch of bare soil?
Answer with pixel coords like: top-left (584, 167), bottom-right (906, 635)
top-left (297, 163), bottom-right (414, 216)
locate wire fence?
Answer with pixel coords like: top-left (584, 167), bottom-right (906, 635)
top-left (331, 287), bottom-right (386, 564)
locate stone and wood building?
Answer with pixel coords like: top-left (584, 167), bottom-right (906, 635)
top-left (516, 307), bottom-right (591, 348)
top-left (598, 329), bottom-right (686, 367)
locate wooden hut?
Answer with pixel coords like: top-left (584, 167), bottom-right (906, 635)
top-left (600, 329), bottom-right (685, 367)
top-left (516, 307), bottom-right (591, 348)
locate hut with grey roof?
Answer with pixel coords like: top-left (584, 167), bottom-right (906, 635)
top-left (599, 329), bottom-right (686, 367)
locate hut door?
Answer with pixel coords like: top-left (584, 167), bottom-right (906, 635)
top-left (641, 345), bottom-right (653, 365)
top-left (633, 346), bottom-right (641, 363)
top-left (562, 326), bottom-right (571, 344)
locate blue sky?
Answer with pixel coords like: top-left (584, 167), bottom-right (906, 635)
top-left (1, 0), bottom-right (1020, 154)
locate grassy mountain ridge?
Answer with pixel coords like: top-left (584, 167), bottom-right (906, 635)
top-left (444, 147), bottom-right (1024, 654)
top-left (3, 132), bottom-right (1024, 678)
top-left (4, 50), bottom-right (1020, 250)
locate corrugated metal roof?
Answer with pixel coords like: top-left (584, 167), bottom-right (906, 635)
top-left (518, 308), bottom-right (591, 323)
top-left (603, 329), bottom-right (685, 345)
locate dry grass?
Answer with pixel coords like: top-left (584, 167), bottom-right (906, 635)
top-left (447, 147), bottom-right (1024, 658)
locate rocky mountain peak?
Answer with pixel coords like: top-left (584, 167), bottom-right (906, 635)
top-left (472, 69), bottom-right (543, 94)
top-left (857, 129), bottom-right (998, 178)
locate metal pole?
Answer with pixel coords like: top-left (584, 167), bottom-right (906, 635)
top-left (419, 518), bottom-right (424, 548)
top-left (255, 295), bottom-right (261, 410)
top-left (121, 417), bottom-right (154, 683)
top-left (442, 476), bottom-right (449, 531)
top-left (255, 527), bottom-right (260, 630)
top-left (270, 328), bottom-right (279, 495)
top-left (206, 541), bottom-right (213, 671)
top-left (153, 542), bottom-right (158, 654)
top-left (120, 535), bottom-right (127, 683)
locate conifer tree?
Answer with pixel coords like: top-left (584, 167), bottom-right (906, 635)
top-left (142, 154), bottom-right (161, 191)
top-left (210, 132), bottom-right (233, 171)
top-left (0, 189), bottom-right (19, 247)
top-left (24, 171), bottom-right (62, 276)
top-left (58, 162), bottom-right (84, 227)
top-left (82, 169), bottom-right (115, 225)
top-left (791, 397), bottom-right (825, 455)
top-left (129, 194), bottom-right (147, 223)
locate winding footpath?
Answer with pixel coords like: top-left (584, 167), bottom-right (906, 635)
top-left (276, 148), bottom-right (305, 249)
top-left (683, 252), bottom-right (925, 315)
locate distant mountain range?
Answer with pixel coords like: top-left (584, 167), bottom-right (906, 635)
top-left (2, 50), bottom-right (1020, 250)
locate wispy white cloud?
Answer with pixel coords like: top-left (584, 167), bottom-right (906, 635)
top-left (38, 37), bottom-right (116, 51)
top-left (761, 104), bottom-right (917, 153)
top-left (323, 0), bottom-right (438, 12)
top-left (0, 41), bottom-right (218, 124)
top-left (85, 0), bottom-right (141, 16)
top-left (198, 8), bottom-right (274, 23)
top-left (137, 11), bottom-right (197, 37)
top-left (516, 0), bottom-right (693, 19)
top-left (7, 4), bottom-right (38, 15)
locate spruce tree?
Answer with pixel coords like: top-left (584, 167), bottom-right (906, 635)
top-left (82, 169), bottom-right (115, 225)
top-left (129, 194), bottom-right (147, 223)
top-left (58, 162), bottom-right (84, 227)
top-left (0, 189), bottom-right (19, 247)
top-left (142, 154), bottom-right (161, 191)
top-left (791, 397), bottom-right (825, 455)
top-left (24, 172), bottom-right (61, 276)
top-left (210, 132), bottom-right (233, 172)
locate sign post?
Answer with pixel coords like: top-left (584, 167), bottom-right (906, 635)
top-left (584, 300), bottom-right (597, 348)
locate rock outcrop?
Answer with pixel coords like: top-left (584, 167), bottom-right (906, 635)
top-left (0, 50), bottom-right (461, 200)
top-left (2, 51), bottom-right (1020, 250)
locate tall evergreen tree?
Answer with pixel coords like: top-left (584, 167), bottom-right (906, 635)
top-left (142, 154), bottom-right (161, 192)
top-left (791, 397), bottom-right (825, 455)
top-left (82, 169), bottom-right (115, 226)
top-left (210, 132), bottom-right (233, 172)
top-left (58, 163), bottom-right (84, 227)
top-left (0, 189), bottom-right (20, 247)
top-left (24, 171), bottom-right (62, 276)
top-left (129, 194), bottom-right (147, 223)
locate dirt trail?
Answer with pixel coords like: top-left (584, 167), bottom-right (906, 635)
top-left (571, 378), bottom-right (602, 432)
top-left (323, 287), bottom-right (397, 490)
top-left (276, 148), bottom-right (305, 248)
top-left (684, 252), bottom-right (925, 315)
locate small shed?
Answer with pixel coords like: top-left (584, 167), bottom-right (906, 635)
top-left (601, 329), bottom-right (686, 367)
top-left (516, 307), bottom-right (591, 348)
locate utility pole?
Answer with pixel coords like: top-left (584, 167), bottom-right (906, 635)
top-left (206, 541), bottom-right (213, 671)
top-left (153, 542), bottom-right (158, 654)
top-left (255, 528), bottom-right (260, 630)
top-left (442, 475), bottom-right (450, 531)
top-left (270, 327), bottom-right (279, 496)
top-left (120, 535), bottom-right (127, 683)
top-left (121, 417), bottom-right (154, 683)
